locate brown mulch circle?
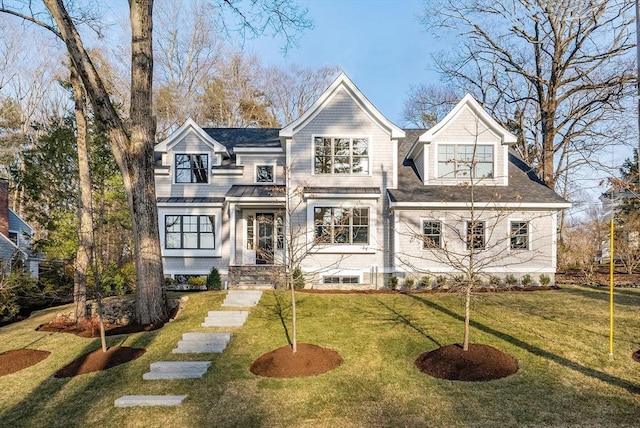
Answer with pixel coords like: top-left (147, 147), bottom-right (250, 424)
top-left (415, 343), bottom-right (518, 382)
top-left (36, 303), bottom-right (181, 338)
top-left (632, 350), bottom-right (640, 362)
top-left (0, 349), bottom-right (51, 377)
top-left (250, 343), bottom-right (343, 378)
top-left (54, 346), bottom-right (145, 378)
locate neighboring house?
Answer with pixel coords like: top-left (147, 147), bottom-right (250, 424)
top-left (154, 73), bottom-right (570, 288)
top-left (0, 178), bottom-right (41, 278)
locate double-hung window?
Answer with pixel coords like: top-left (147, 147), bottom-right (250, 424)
top-left (314, 137), bottom-right (369, 174)
top-left (166, 215), bottom-right (215, 249)
top-left (510, 221), bottom-right (529, 250)
top-left (438, 145), bottom-right (493, 179)
top-left (466, 220), bottom-right (485, 250)
top-left (175, 154), bottom-right (208, 183)
top-left (422, 220), bottom-right (442, 249)
top-left (314, 207), bottom-right (369, 244)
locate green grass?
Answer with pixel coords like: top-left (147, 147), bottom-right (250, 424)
top-left (1, 286), bottom-right (639, 427)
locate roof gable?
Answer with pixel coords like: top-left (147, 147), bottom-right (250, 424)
top-left (406, 94), bottom-right (517, 160)
top-left (280, 72), bottom-right (405, 140)
top-left (155, 118), bottom-right (230, 156)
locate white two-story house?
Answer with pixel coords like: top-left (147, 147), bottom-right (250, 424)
top-left (154, 73), bottom-right (570, 288)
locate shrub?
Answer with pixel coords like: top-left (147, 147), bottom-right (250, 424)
top-left (292, 266), bottom-right (305, 289)
top-left (452, 275), bottom-right (465, 287)
top-left (206, 267), bottom-right (222, 290)
top-left (505, 274), bottom-right (517, 286)
top-left (419, 277), bottom-right (431, 289)
top-left (186, 276), bottom-right (207, 288)
top-left (435, 275), bottom-right (447, 288)
top-left (521, 274), bottom-right (532, 287)
top-left (489, 275), bottom-right (502, 288)
top-left (404, 278), bottom-right (415, 290)
top-left (387, 275), bottom-right (398, 290)
top-left (539, 274), bottom-right (551, 286)
top-left (164, 276), bottom-right (176, 287)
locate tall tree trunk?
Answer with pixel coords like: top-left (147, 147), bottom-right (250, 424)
top-left (44, 0), bottom-right (166, 324)
top-left (69, 66), bottom-right (92, 322)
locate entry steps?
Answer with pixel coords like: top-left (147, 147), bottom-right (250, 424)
top-left (221, 290), bottom-right (263, 307)
top-left (142, 361), bottom-right (211, 380)
top-left (202, 310), bottom-right (249, 327)
top-left (172, 332), bottom-right (232, 354)
top-left (115, 395), bottom-right (187, 407)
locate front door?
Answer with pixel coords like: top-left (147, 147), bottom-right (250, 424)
top-left (256, 213), bottom-right (274, 264)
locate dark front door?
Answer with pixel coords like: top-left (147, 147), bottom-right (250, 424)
top-left (256, 213), bottom-right (274, 264)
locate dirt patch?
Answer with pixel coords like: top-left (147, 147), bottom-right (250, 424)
top-left (36, 300), bottom-right (183, 338)
top-left (0, 349), bottom-right (51, 377)
top-left (54, 346), bottom-right (145, 378)
top-left (415, 343), bottom-right (518, 381)
top-left (556, 268), bottom-right (640, 287)
top-left (250, 343), bottom-right (343, 378)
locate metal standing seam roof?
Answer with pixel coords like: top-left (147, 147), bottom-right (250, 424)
top-left (157, 197), bottom-right (225, 203)
top-left (303, 187), bottom-right (381, 195)
top-left (225, 185), bottom-right (286, 198)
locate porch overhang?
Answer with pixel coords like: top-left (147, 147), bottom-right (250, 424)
top-left (225, 185), bottom-right (286, 204)
top-left (303, 186), bottom-right (381, 199)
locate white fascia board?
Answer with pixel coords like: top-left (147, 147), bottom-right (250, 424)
top-left (389, 201), bottom-right (572, 209)
top-left (233, 147), bottom-right (283, 154)
top-left (280, 73), bottom-right (404, 140)
top-left (157, 202), bottom-right (224, 208)
top-left (303, 192), bottom-right (380, 200)
top-left (156, 117), bottom-right (230, 156)
top-left (418, 94), bottom-right (517, 145)
top-left (225, 197), bottom-right (287, 204)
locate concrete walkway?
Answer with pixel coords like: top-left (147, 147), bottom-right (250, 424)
top-left (114, 290), bottom-right (263, 407)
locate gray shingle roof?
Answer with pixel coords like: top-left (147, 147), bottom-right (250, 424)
top-left (202, 128), bottom-right (281, 150)
top-left (388, 129), bottom-right (569, 205)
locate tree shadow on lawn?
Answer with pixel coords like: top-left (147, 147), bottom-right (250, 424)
top-left (372, 298), bottom-right (442, 348)
top-left (557, 286), bottom-right (640, 308)
top-left (0, 330), bottom-right (158, 426)
top-left (405, 294), bottom-right (640, 394)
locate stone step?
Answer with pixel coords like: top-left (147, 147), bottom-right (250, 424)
top-left (115, 395), bottom-right (187, 407)
top-left (181, 332), bottom-right (232, 342)
top-left (202, 311), bottom-right (249, 327)
top-left (172, 343), bottom-right (227, 354)
top-left (149, 361), bottom-right (211, 372)
top-left (143, 361), bottom-right (210, 379)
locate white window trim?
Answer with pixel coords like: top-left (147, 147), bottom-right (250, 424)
top-left (158, 207), bottom-right (223, 257)
top-left (420, 218), bottom-right (444, 250)
top-left (254, 163), bottom-right (277, 184)
top-left (509, 218), bottom-right (531, 251)
top-left (173, 152), bottom-right (211, 185)
top-left (311, 134), bottom-right (373, 177)
top-left (431, 142), bottom-right (500, 185)
top-left (320, 269), bottom-right (364, 284)
top-left (306, 200), bottom-right (377, 254)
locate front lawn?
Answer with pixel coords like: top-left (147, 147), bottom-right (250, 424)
top-left (1, 286), bottom-right (639, 427)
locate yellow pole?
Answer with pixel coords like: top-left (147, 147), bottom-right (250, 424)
top-left (609, 216), bottom-right (614, 360)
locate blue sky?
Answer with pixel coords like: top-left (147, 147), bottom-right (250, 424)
top-left (244, 0), bottom-right (442, 125)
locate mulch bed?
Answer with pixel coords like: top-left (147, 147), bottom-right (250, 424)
top-left (415, 343), bottom-right (518, 381)
top-left (54, 346), bottom-right (146, 378)
top-left (36, 319), bottom-right (164, 338)
top-left (250, 343), bottom-right (343, 377)
top-left (0, 349), bottom-right (51, 377)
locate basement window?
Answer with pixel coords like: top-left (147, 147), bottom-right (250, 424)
top-left (323, 276), bottom-right (359, 284)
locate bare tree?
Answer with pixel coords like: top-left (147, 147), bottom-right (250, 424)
top-left (401, 83), bottom-right (460, 128)
top-left (418, 0), bottom-right (636, 192)
top-left (263, 64), bottom-right (339, 125)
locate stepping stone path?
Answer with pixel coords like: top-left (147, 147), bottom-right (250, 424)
top-left (202, 310), bottom-right (249, 327)
top-left (172, 332), bottom-right (232, 354)
top-left (115, 290), bottom-right (263, 407)
top-left (143, 361), bottom-right (212, 380)
top-left (115, 395), bottom-right (187, 407)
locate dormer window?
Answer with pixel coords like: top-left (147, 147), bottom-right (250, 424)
top-left (175, 154), bottom-right (208, 183)
top-left (314, 137), bottom-right (369, 175)
top-left (438, 145), bottom-right (493, 179)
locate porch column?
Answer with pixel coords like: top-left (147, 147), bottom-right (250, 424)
top-left (229, 202), bottom-right (236, 265)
